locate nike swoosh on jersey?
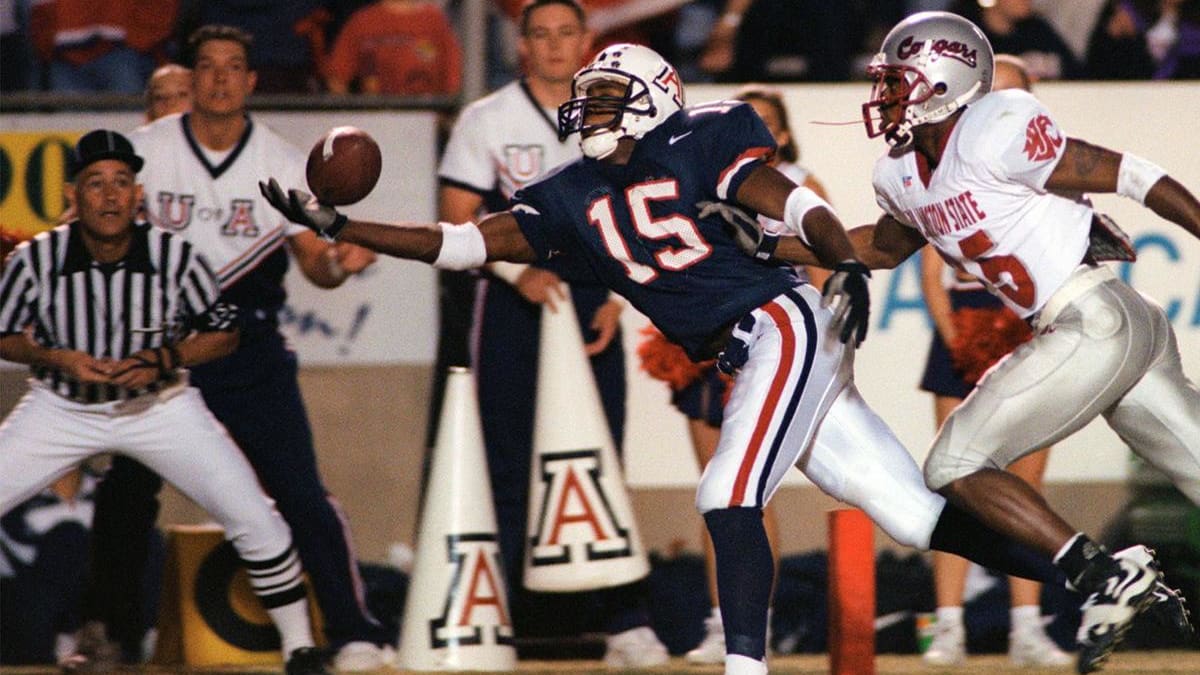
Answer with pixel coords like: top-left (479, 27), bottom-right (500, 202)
top-left (669, 131), bottom-right (694, 145)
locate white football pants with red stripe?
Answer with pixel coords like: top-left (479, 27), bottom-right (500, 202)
top-left (696, 284), bottom-right (944, 550)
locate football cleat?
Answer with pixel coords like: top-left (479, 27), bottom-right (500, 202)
top-left (1113, 545), bottom-right (1194, 641)
top-left (1075, 546), bottom-right (1162, 673)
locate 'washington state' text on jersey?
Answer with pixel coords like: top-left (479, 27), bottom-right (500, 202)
top-left (511, 101), bottom-right (799, 358)
top-left (128, 113), bottom-right (307, 321)
top-left (872, 89), bottom-right (1093, 319)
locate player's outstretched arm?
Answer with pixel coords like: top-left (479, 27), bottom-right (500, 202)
top-left (259, 178), bottom-right (538, 267)
top-left (1046, 139), bottom-right (1200, 242)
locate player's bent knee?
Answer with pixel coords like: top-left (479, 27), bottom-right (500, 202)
top-left (923, 440), bottom-right (982, 493)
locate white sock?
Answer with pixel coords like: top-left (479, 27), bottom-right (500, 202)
top-left (711, 606), bottom-right (723, 622)
top-left (266, 599), bottom-right (315, 657)
top-left (726, 653), bottom-right (768, 675)
top-left (1010, 604), bottom-right (1042, 632)
top-left (936, 605), bottom-right (964, 628)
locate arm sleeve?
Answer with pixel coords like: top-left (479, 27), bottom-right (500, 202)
top-left (982, 91), bottom-right (1067, 191)
top-left (437, 104), bottom-right (496, 192)
top-left (272, 135), bottom-right (311, 238)
top-left (696, 102), bottom-right (776, 201)
top-left (509, 188), bottom-right (566, 262)
top-left (0, 250), bottom-right (35, 336)
top-left (179, 249), bottom-right (239, 332)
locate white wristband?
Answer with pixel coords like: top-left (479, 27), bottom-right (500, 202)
top-left (782, 186), bottom-right (831, 247)
top-left (433, 221), bottom-right (488, 270)
top-left (1116, 153), bottom-right (1167, 205)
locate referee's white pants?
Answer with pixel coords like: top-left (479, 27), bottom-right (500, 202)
top-left (0, 381), bottom-right (293, 562)
top-left (696, 285), bottom-right (944, 550)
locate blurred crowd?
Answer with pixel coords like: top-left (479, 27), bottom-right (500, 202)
top-left (2, 0), bottom-right (1198, 99)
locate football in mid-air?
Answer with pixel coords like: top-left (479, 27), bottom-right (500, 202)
top-left (305, 126), bottom-right (382, 205)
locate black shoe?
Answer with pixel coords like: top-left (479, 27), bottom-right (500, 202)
top-left (1075, 546), bottom-right (1162, 673)
top-left (285, 647), bottom-right (331, 675)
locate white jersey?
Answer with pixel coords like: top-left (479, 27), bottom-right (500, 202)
top-left (438, 79), bottom-right (580, 210)
top-left (872, 89), bottom-right (1093, 318)
top-left (129, 114), bottom-right (307, 292)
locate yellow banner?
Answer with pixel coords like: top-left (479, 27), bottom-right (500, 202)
top-left (0, 131), bottom-right (81, 244)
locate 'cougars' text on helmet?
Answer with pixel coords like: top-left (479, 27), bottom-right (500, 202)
top-left (862, 11), bottom-right (993, 146)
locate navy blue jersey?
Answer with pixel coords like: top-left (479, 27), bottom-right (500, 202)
top-left (512, 101), bottom-right (801, 359)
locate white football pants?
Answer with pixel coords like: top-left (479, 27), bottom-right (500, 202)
top-left (696, 284), bottom-right (944, 550)
top-left (0, 380), bottom-right (293, 562)
top-left (925, 264), bottom-right (1200, 503)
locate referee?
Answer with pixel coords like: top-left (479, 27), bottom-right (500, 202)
top-left (0, 130), bottom-right (329, 675)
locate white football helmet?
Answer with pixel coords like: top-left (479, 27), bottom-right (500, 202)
top-left (558, 43), bottom-right (685, 159)
top-left (862, 11), bottom-right (993, 146)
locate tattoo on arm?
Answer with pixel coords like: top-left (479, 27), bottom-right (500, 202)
top-left (1068, 139), bottom-right (1107, 177)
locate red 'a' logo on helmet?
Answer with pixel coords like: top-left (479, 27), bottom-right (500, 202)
top-left (1023, 114), bottom-right (1063, 162)
top-left (653, 66), bottom-right (683, 108)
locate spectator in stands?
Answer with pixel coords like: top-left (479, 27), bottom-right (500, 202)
top-left (918, 54), bottom-right (1071, 669)
top-left (29, 0), bottom-right (177, 93)
top-left (0, 469), bottom-right (95, 666)
top-left (143, 64), bottom-right (191, 122)
top-left (724, 0), bottom-right (868, 82)
top-left (1, 0), bottom-right (33, 91)
top-left (1087, 0), bottom-right (1200, 79)
top-left (951, 0), bottom-right (1081, 79)
top-left (324, 0), bottom-right (462, 95)
top-left (175, 0), bottom-right (325, 92)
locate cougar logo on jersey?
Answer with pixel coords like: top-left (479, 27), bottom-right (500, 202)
top-left (528, 449), bottom-right (634, 565)
top-left (153, 192), bottom-right (196, 231)
top-left (896, 35), bottom-right (979, 67)
top-left (1023, 114), bottom-right (1063, 162)
top-left (502, 145), bottom-right (545, 184)
top-left (429, 533), bottom-right (513, 649)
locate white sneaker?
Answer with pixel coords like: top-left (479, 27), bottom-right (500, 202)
top-left (1076, 545), bottom-right (1161, 673)
top-left (1009, 622), bottom-right (1072, 667)
top-left (603, 626), bottom-right (670, 668)
top-left (686, 614), bottom-right (725, 664)
top-left (333, 641), bottom-right (396, 672)
top-left (922, 618), bottom-right (965, 666)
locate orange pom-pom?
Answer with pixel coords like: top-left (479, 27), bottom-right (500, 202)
top-left (636, 325), bottom-right (715, 391)
top-left (948, 306), bottom-right (1033, 384)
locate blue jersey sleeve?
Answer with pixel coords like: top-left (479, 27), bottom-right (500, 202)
top-left (688, 101), bottom-right (777, 201)
top-left (509, 194), bottom-right (566, 262)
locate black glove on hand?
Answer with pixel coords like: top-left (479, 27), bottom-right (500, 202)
top-left (697, 200), bottom-right (779, 260)
top-left (822, 260), bottom-right (871, 346)
top-left (258, 178), bottom-right (348, 241)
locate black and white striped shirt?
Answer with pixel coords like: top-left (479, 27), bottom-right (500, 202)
top-left (0, 221), bottom-right (236, 403)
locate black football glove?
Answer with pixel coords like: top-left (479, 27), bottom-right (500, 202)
top-left (822, 260), bottom-right (871, 347)
top-left (258, 178), bottom-right (347, 241)
top-left (697, 200), bottom-right (779, 261)
top-left (1087, 213), bottom-right (1136, 263)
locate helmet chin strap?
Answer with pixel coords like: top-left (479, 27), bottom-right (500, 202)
top-left (908, 80), bottom-right (983, 130)
top-left (581, 129), bottom-right (620, 159)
